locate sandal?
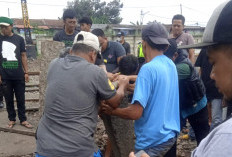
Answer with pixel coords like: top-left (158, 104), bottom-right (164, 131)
top-left (20, 121), bottom-right (33, 129)
top-left (7, 121), bottom-right (16, 129)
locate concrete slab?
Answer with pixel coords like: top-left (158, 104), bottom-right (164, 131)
top-left (0, 110), bottom-right (36, 136)
top-left (0, 131), bottom-right (36, 157)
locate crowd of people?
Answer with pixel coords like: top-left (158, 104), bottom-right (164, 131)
top-left (0, 0), bottom-right (232, 157)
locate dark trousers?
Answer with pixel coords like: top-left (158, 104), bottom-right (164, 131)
top-left (0, 84), bottom-right (3, 102)
top-left (3, 80), bottom-right (27, 123)
top-left (164, 141), bottom-right (176, 157)
top-left (187, 106), bottom-right (210, 145)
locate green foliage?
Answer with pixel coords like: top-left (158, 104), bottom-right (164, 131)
top-left (66, 0), bottom-right (123, 24)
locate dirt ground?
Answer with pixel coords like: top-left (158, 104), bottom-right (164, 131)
top-left (0, 58), bottom-right (197, 157)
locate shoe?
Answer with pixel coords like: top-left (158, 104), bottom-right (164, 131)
top-left (0, 101), bottom-right (4, 108)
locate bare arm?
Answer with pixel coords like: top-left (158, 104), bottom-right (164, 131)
top-left (101, 102), bottom-right (143, 120)
top-left (21, 52), bottom-right (29, 82)
top-left (128, 75), bottom-right (137, 82)
top-left (105, 76), bottom-right (129, 108)
top-left (117, 56), bottom-right (124, 64)
top-left (188, 48), bottom-right (195, 64)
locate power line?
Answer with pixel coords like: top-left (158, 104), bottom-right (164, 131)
top-left (123, 5), bottom-right (179, 9)
top-left (0, 0), bottom-right (64, 7)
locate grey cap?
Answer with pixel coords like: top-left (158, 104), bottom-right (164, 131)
top-left (142, 22), bottom-right (170, 45)
top-left (179, 1), bottom-right (232, 49)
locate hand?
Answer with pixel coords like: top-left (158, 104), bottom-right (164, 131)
top-left (107, 72), bottom-right (120, 81)
top-left (100, 101), bottom-right (114, 115)
top-left (118, 75), bottom-right (129, 88)
top-left (129, 152), bottom-right (150, 157)
top-left (25, 73), bottom-right (29, 83)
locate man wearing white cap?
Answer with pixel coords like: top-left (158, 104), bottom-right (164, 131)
top-left (179, 1), bottom-right (232, 156)
top-left (36, 31), bottom-right (129, 157)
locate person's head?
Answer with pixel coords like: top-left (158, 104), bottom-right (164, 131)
top-left (92, 28), bottom-right (108, 51)
top-left (0, 17), bottom-right (13, 36)
top-left (63, 9), bottom-right (77, 33)
top-left (141, 22), bottom-right (169, 62)
top-left (164, 39), bottom-right (178, 61)
top-left (119, 55), bottom-right (139, 75)
top-left (178, 1), bottom-right (232, 101)
top-left (171, 14), bottom-right (185, 37)
top-left (117, 32), bottom-right (125, 42)
top-left (208, 44), bottom-right (232, 101)
top-left (71, 31), bottom-right (100, 64)
top-left (79, 17), bottom-right (92, 32)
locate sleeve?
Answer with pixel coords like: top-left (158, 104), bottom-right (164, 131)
top-left (97, 69), bottom-right (116, 100)
top-left (115, 43), bottom-right (126, 58)
top-left (53, 32), bottom-right (59, 41)
top-left (131, 66), bottom-right (152, 109)
top-left (127, 43), bottom-right (131, 54)
top-left (20, 37), bottom-right (26, 53)
top-left (195, 49), bottom-right (204, 67)
top-left (187, 34), bottom-right (195, 45)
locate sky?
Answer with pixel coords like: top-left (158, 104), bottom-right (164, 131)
top-left (0, 0), bottom-right (226, 26)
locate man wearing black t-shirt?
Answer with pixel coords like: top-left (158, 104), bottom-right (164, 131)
top-left (53, 9), bottom-right (79, 48)
top-left (0, 17), bottom-right (32, 129)
top-left (195, 48), bottom-right (223, 130)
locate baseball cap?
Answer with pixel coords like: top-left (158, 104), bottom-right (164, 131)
top-left (0, 17), bottom-right (13, 26)
top-left (164, 39), bottom-right (177, 58)
top-left (142, 22), bottom-right (170, 45)
top-left (73, 31), bottom-right (100, 51)
top-left (117, 32), bottom-right (125, 37)
top-left (179, 1), bottom-right (232, 49)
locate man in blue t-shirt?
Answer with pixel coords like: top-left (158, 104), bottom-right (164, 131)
top-left (101, 22), bottom-right (180, 157)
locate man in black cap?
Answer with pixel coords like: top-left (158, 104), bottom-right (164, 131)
top-left (101, 22), bottom-right (180, 156)
top-left (79, 16), bottom-right (92, 32)
top-left (179, 1), bottom-right (232, 156)
top-left (117, 32), bottom-right (131, 55)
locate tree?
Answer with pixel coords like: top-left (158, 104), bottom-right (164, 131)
top-left (66, 0), bottom-right (123, 24)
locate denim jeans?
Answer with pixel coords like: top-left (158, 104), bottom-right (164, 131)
top-left (136, 137), bottom-right (177, 157)
top-left (210, 99), bottom-right (223, 131)
top-left (36, 153), bottom-right (47, 157)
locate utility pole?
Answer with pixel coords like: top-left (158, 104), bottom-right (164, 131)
top-left (21, 0), bottom-right (32, 44)
top-left (8, 8), bottom-right (10, 17)
top-left (180, 4), bottom-right (182, 15)
top-left (140, 10), bottom-right (149, 25)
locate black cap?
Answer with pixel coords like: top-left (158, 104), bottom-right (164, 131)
top-left (179, 1), bottom-right (232, 49)
top-left (164, 39), bottom-right (177, 58)
top-left (142, 22), bottom-right (170, 45)
top-left (117, 32), bottom-right (125, 37)
top-left (78, 17), bottom-right (92, 25)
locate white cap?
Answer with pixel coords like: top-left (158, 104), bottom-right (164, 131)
top-left (73, 31), bottom-right (100, 51)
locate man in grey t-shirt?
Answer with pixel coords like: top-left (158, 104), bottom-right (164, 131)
top-left (36, 32), bottom-right (129, 157)
top-left (170, 14), bottom-right (195, 63)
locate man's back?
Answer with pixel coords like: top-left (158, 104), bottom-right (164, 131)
top-left (132, 55), bottom-right (180, 150)
top-left (36, 55), bottom-right (115, 157)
